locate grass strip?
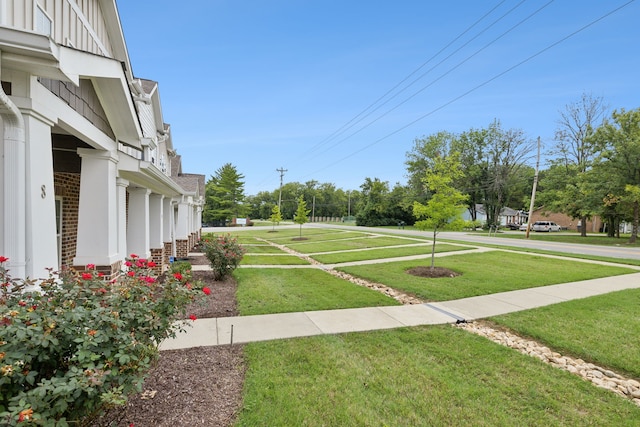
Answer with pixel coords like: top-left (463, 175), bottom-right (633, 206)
top-left (235, 268), bottom-right (400, 315)
top-left (489, 288), bottom-right (640, 378)
top-left (338, 251), bottom-right (636, 301)
top-left (311, 243), bottom-right (467, 264)
top-left (237, 326), bottom-right (640, 426)
top-left (241, 255), bottom-right (310, 265)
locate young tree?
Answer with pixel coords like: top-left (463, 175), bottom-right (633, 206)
top-left (413, 153), bottom-right (468, 269)
top-left (204, 163), bottom-right (246, 224)
top-left (269, 205), bottom-right (283, 231)
top-left (293, 195), bottom-right (310, 238)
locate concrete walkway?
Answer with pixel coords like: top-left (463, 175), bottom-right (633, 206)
top-left (160, 271), bottom-right (640, 350)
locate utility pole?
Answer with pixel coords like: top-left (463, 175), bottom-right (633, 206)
top-left (525, 137), bottom-right (541, 239)
top-left (276, 167), bottom-right (287, 211)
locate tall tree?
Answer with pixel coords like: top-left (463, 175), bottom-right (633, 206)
top-left (413, 153), bottom-right (468, 269)
top-left (482, 121), bottom-right (535, 227)
top-left (203, 163), bottom-right (246, 223)
top-left (550, 93), bottom-right (608, 236)
top-left (356, 178), bottom-right (391, 226)
top-left (593, 108), bottom-right (640, 243)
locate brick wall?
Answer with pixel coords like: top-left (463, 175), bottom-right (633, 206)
top-left (531, 210), bottom-right (603, 232)
top-left (54, 172), bottom-right (81, 270)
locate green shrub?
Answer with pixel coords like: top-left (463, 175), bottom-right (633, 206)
top-left (203, 234), bottom-right (246, 280)
top-left (0, 255), bottom-right (206, 426)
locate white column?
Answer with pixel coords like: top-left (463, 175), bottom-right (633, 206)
top-left (171, 200), bottom-right (177, 257)
top-left (24, 112), bottom-right (57, 277)
top-left (74, 149), bottom-right (119, 267)
top-left (149, 194), bottom-right (164, 249)
top-left (176, 198), bottom-right (189, 240)
top-left (0, 54), bottom-right (26, 278)
top-left (163, 197), bottom-right (172, 243)
top-left (126, 187), bottom-right (151, 259)
top-left (116, 178), bottom-right (129, 260)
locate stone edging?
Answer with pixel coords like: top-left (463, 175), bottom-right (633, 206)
top-left (456, 321), bottom-right (640, 407)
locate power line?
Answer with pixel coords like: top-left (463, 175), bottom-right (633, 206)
top-left (302, 0), bottom-right (635, 179)
top-left (300, 0), bottom-right (512, 160)
top-left (309, 0), bottom-right (554, 160)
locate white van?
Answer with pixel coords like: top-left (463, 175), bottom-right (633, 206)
top-left (532, 221), bottom-right (561, 232)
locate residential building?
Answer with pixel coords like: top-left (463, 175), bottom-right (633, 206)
top-left (0, 0), bottom-right (203, 280)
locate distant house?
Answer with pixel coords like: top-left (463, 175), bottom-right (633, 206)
top-left (529, 208), bottom-right (602, 232)
top-left (462, 204), bottom-right (527, 226)
top-left (0, 1), bottom-right (203, 279)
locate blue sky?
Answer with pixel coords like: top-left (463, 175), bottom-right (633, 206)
top-left (117, 1), bottom-right (639, 196)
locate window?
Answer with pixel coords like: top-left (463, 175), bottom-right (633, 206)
top-left (35, 4), bottom-right (52, 36)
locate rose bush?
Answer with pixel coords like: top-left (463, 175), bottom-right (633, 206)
top-left (203, 234), bottom-right (245, 280)
top-left (0, 256), bottom-right (205, 426)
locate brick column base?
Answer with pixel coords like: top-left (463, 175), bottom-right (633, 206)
top-left (175, 239), bottom-right (189, 259)
top-left (163, 242), bottom-right (173, 267)
top-left (72, 260), bottom-right (122, 282)
top-left (150, 247), bottom-right (164, 275)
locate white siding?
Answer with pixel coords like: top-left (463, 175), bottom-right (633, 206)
top-left (1, 0), bottom-right (114, 57)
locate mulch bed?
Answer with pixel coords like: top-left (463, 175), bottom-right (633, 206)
top-left (92, 255), bottom-right (244, 427)
top-left (406, 266), bottom-right (461, 278)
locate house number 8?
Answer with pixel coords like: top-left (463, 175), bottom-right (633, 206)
top-left (41, 185), bottom-right (46, 199)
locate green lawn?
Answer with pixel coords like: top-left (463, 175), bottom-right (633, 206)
top-left (241, 255), bottom-right (310, 265)
top-left (224, 226), bottom-right (640, 424)
top-left (237, 326), bottom-right (640, 426)
top-left (490, 288), bottom-right (640, 378)
top-left (477, 231), bottom-right (640, 247)
top-left (235, 268), bottom-right (400, 315)
top-left (311, 243), bottom-right (467, 264)
top-left (288, 236), bottom-right (428, 253)
top-left (242, 244), bottom-right (285, 254)
top-left (338, 251), bottom-right (636, 301)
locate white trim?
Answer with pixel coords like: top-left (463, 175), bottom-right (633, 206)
top-left (0, 0), bottom-right (7, 26)
top-left (65, 0), bottom-right (108, 56)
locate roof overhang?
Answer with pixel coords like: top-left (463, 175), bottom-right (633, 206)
top-left (119, 154), bottom-right (186, 197)
top-left (0, 28), bottom-right (142, 147)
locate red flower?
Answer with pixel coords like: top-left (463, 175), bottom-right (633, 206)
top-left (98, 272), bottom-right (105, 278)
top-left (124, 261), bottom-right (132, 267)
top-left (86, 263), bottom-right (96, 270)
top-left (0, 256), bottom-right (8, 263)
top-left (18, 408), bottom-right (33, 422)
top-left (173, 272), bottom-right (183, 281)
top-left (144, 276), bottom-right (155, 284)
top-left (18, 300), bottom-right (27, 307)
top-left (189, 314), bottom-right (197, 321)
top-left (147, 261), bottom-right (157, 268)
top-left (202, 287), bottom-right (211, 295)
top-left (98, 288), bottom-right (107, 294)
top-left (129, 254), bottom-right (139, 259)
top-left (81, 273), bottom-right (92, 280)
top-left (135, 260), bottom-right (145, 268)
top-left (127, 271), bottom-right (136, 277)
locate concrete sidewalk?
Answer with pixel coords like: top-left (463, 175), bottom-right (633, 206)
top-left (159, 272), bottom-right (640, 350)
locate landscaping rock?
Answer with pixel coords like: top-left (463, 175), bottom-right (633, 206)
top-left (456, 321), bottom-right (640, 407)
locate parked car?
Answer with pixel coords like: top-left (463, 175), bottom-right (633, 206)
top-left (519, 223), bottom-right (529, 231)
top-left (506, 223), bottom-right (521, 230)
top-left (532, 221), bottom-right (561, 232)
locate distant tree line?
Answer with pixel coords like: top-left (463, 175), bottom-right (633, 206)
top-left (202, 93), bottom-right (640, 242)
